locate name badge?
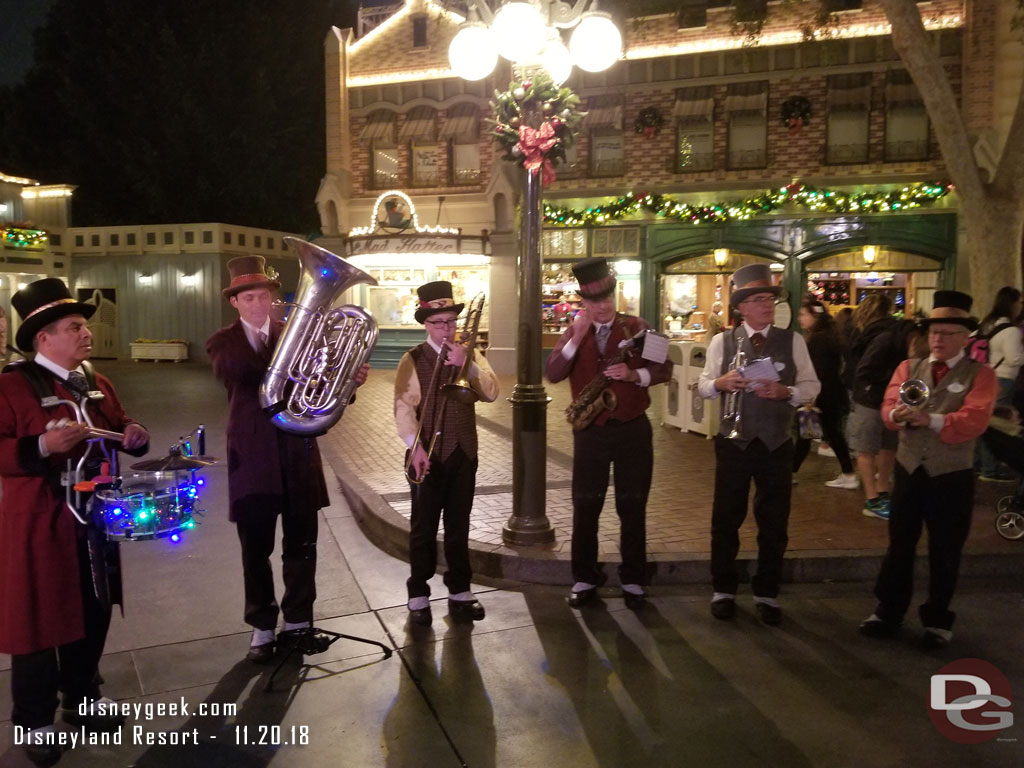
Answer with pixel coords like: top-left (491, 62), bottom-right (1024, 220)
top-left (947, 382), bottom-right (965, 393)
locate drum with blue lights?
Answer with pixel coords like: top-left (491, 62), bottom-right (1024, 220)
top-left (92, 470), bottom-right (203, 541)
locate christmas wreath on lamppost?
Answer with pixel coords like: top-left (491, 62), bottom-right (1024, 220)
top-left (633, 106), bottom-right (664, 139)
top-left (489, 71), bottom-right (585, 184)
top-left (780, 96), bottom-right (811, 134)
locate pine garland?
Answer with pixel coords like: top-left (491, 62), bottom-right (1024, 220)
top-left (543, 181), bottom-right (953, 226)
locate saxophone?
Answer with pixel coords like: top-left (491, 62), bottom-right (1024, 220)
top-left (565, 317), bottom-right (635, 431)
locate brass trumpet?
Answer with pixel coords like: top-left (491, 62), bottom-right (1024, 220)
top-left (899, 379), bottom-right (930, 409)
top-left (404, 295), bottom-right (486, 484)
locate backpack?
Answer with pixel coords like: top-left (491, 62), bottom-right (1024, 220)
top-left (966, 322), bottom-right (1015, 367)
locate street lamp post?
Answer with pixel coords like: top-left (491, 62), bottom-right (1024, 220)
top-left (448, 0), bottom-right (623, 546)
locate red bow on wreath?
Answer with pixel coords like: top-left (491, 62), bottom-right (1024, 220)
top-left (517, 123), bottom-right (558, 184)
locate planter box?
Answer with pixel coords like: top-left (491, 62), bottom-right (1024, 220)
top-left (130, 342), bottom-right (189, 362)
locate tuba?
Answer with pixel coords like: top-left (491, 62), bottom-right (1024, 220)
top-left (259, 237), bottom-right (379, 437)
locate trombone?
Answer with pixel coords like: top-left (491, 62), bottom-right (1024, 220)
top-left (404, 295), bottom-right (486, 484)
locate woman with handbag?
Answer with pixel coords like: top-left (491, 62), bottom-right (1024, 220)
top-left (793, 299), bottom-right (857, 487)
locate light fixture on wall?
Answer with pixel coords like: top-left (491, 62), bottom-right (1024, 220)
top-left (180, 273), bottom-right (200, 287)
top-left (448, 0), bottom-right (622, 84)
top-left (138, 274), bottom-right (154, 285)
top-left (713, 248), bottom-right (729, 271)
top-left (862, 245), bottom-right (878, 266)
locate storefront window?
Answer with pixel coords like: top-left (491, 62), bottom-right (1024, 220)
top-left (411, 144), bottom-right (441, 186)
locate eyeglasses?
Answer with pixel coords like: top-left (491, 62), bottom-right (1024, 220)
top-left (741, 296), bottom-right (776, 306)
top-left (425, 319), bottom-right (459, 328)
top-left (928, 329), bottom-right (967, 338)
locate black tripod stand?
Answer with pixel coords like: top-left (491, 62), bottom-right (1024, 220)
top-left (264, 626), bottom-right (393, 691)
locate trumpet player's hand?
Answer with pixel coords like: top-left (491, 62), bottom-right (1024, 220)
top-left (444, 340), bottom-right (469, 368)
top-left (409, 445), bottom-right (431, 481)
top-left (354, 363), bottom-right (370, 387)
top-left (42, 422), bottom-right (90, 454)
top-left (605, 362), bottom-right (638, 383)
top-left (752, 380), bottom-right (790, 401)
top-left (122, 424), bottom-right (149, 451)
top-left (714, 369), bottom-right (749, 393)
top-left (893, 404), bottom-right (930, 427)
top-left (570, 308), bottom-right (590, 344)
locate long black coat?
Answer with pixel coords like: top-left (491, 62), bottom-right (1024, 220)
top-left (206, 320), bottom-right (328, 522)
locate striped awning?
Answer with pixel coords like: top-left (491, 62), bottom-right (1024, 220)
top-left (886, 82), bottom-right (922, 109)
top-left (723, 90), bottom-right (766, 115)
top-left (440, 103), bottom-right (480, 140)
top-left (674, 96), bottom-right (714, 122)
top-left (586, 97), bottom-right (623, 129)
top-left (398, 106), bottom-right (438, 142)
top-left (828, 85), bottom-right (870, 111)
top-left (360, 110), bottom-right (396, 143)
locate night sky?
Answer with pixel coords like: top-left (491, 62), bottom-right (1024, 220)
top-left (0, 0), bottom-right (56, 86)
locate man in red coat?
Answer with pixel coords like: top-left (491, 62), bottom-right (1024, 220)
top-left (546, 257), bottom-right (673, 609)
top-left (207, 255), bottom-right (367, 663)
top-left (0, 278), bottom-right (149, 764)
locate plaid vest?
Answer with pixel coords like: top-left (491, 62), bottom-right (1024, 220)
top-left (412, 343), bottom-right (478, 461)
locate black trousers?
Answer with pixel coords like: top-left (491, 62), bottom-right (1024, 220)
top-left (873, 464), bottom-right (973, 630)
top-left (793, 404), bottom-right (854, 474)
top-left (711, 435), bottom-right (793, 598)
top-left (571, 415), bottom-right (653, 586)
top-left (11, 535), bottom-right (110, 729)
top-left (235, 494), bottom-right (319, 630)
top-left (407, 446), bottom-right (477, 599)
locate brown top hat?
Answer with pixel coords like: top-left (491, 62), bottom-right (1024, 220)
top-left (572, 257), bottom-right (616, 300)
top-left (414, 281), bottom-right (464, 324)
top-left (223, 255), bottom-right (281, 298)
top-left (12, 277), bottom-right (96, 353)
top-left (730, 263), bottom-right (782, 307)
top-left (919, 290), bottom-right (978, 331)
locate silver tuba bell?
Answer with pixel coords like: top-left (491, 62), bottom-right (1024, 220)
top-left (259, 236), bottom-right (379, 436)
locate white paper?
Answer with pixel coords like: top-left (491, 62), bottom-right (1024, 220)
top-left (741, 357), bottom-right (781, 382)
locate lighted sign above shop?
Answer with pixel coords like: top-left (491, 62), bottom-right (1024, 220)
top-left (343, 190), bottom-right (488, 262)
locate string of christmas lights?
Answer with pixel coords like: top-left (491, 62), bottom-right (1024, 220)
top-left (543, 181), bottom-right (954, 226)
top-left (1, 226), bottom-right (48, 249)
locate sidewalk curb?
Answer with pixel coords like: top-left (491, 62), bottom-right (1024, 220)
top-left (325, 446), bottom-right (1024, 586)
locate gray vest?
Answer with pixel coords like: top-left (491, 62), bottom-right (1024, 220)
top-left (896, 357), bottom-right (981, 477)
top-left (718, 327), bottom-right (797, 450)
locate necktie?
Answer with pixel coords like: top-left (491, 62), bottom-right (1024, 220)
top-left (66, 370), bottom-right (90, 400)
top-left (257, 330), bottom-right (270, 351)
top-left (931, 360), bottom-right (949, 385)
top-left (750, 332), bottom-right (766, 358)
top-left (595, 324), bottom-right (611, 355)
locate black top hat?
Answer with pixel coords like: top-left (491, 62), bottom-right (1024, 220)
top-left (12, 278), bottom-right (96, 353)
top-left (572, 257), bottom-right (616, 300)
top-left (414, 281), bottom-right (464, 324)
top-left (223, 255), bottom-right (281, 298)
top-left (730, 263), bottom-right (783, 307)
top-left (919, 289), bottom-right (978, 331)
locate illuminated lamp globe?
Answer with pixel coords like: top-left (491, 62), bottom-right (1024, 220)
top-left (540, 38), bottom-right (573, 86)
top-left (492, 1), bottom-right (547, 63)
top-left (569, 12), bottom-right (622, 73)
top-left (449, 23), bottom-right (498, 81)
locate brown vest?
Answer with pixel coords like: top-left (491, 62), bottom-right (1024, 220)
top-left (412, 343), bottom-right (478, 461)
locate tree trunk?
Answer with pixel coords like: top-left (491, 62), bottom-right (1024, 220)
top-left (958, 193), bottom-right (1024, 311)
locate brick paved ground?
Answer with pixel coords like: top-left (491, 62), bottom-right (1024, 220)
top-left (325, 370), bottom-right (1020, 563)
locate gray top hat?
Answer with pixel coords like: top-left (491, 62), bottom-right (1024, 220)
top-left (730, 263), bottom-right (782, 307)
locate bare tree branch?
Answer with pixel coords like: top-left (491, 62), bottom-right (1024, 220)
top-left (877, 0), bottom-right (986, 201)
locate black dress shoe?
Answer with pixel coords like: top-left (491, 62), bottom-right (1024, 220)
top-left (409, 606), bottom-right (433, 626)
top-left (919, 630), bottom-right (951, 651)
top-left (859, 616), bottom-right (900, 639)
top-left (61, 697), bottom-right (126, 732)
top-left (622, 591), bottom-right (646, 610)
top-left (245, 642), bottom-right (277, 664)
top-left (23, 742), bottom-right (63, 767)
top-left (710, 598), bottom-right (736, 620)
top-left (755, 602), bottom-right (782, 626)
top-left (567, 588), bottom-right (598, 608)
top-left (448, 599), bottom-right (486, 621)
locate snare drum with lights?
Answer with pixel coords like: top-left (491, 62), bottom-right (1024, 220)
top-left (92, 471), bottom-right (202, 541)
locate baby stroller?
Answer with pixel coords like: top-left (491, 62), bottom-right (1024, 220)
top-left (982, 416), bottom-right (1024, 540)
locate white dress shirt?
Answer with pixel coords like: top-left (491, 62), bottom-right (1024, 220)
top-left (35, 351), bottom-right (88, 457)
top-left (239, 317), bottom-right (272, 352)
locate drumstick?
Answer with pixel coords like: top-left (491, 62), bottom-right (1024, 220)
top-left (45, 417), bottom-right (125, 442)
